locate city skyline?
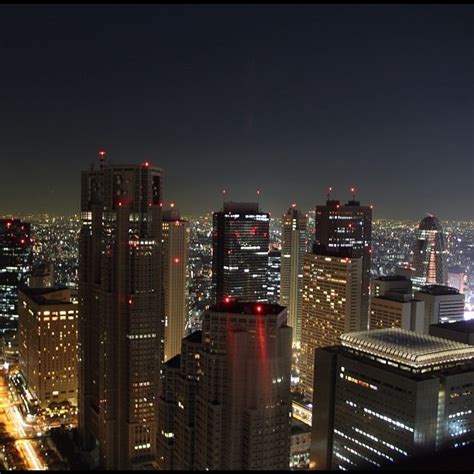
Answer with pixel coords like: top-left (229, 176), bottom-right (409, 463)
top-left (0, 5), bottom-right (472, 220)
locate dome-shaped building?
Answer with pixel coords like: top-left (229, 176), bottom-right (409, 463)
top-left (412, 214), bottom-right (447, 290)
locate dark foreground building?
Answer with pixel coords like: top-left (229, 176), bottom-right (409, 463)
top-left (310, 328), bottom-right (474, 470)
top-left (157, 301), bottom-right (292, 470)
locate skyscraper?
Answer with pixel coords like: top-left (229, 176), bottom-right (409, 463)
top-left (280, 205), bottom-right (307, 347)
top-left (212, 202), bottom-right (269, 304)
top-left (369, 276), bottom-right (425, 332)
top-left (267, 246), bottom-right (281, 304)
top-left (314, 196), bottom-right (372, 329)
top-left (415, 284), bottom-right (465, 330)
top-left (158, 301), bottom-right (293, 470)
top-left (79, 155), bottom-right (163, 469)
top-left (412, 214), bottom-right (447, 290)
top-left (300, 251), bottom-right (363, 400)
top-left (310, 329), bottom-right (474, 470)
top-left (0, 219), bottom-right (32, 333)
top-left (162, 208), bottom-right (190, 362)
top-left (18, 286), bottom-right (78, 409)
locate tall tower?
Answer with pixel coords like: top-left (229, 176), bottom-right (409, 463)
top-left (412, 215), bottom-right (447, 291)
top-left (0, 219), bottom-right (32, 333)
top-left (162, 208), bottom-right (190, 362)
top-left (314, 195), bottom-right (372, 330)
top-left (280, 205), bottom-right (307, 347)
top-left (212, 202), bottom-right (269, 304)
top-left (300, 251), bottom-right (362, 401)
top-left (79, 154), bottom-right (163, 469)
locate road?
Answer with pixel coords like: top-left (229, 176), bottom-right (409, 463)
top-left (0, 369), bottom-right (47, 470)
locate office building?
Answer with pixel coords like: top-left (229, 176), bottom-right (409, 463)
top-left (290, 419), bottom-right (312, 470)
top-left (412, 215), bottom-right (447, 291)
top-left (0, 219), bottom-right (33, 333)
top-left (267, 246), bottom-right (281, 304)
top-left (18, 287), bottom-right (78, 409)
top-left (430, 320), bottom-right (474, 345)
top-left (314, 197), bottom-right (372, 330)
top-left (310, 328), bottom-right (474, 470)
top-left (162, 208), bottom-right (190, 362)
top-left (280, 205), bottom-right (307, 347)
top-left (79, 155), bottom-right (163, 469)
top-left (158, 301), bottom-right (292, 470)
top-left (415, 285), bottom-right (465, 332)
top-left (369, 276), bottom-right (425, 332)
top-left (300, 251), bottom-right (363, 400)
top-left (212, 202), bottom-right (269, 303)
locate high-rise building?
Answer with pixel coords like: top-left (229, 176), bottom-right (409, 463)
top-left (280, 205), bottom-right (307, 347)
top-left (267, 246), bottom-right (281, 304)
top-left (300, 251), bottom-right (363, 400)
top-left (310, 328), bottom-right (474, 470)
top-left (157, 301), bottom-right (292, 470)
top-left (369, 276), bottom-right (425, 332)
top-left (79, 155), bottom-right (163, 469)
top-left (212, 202), bottom-right (269, 304)
top-left (0, 219), bottom-right (33, 333)
top-left (412, 215), bottom-right (447, 291)
top-left (415, 284), bottom-right (465, 331)
top-left (314, 197), bottom-right (372, 329)
top-left (162, 208), bottom-right (190, 362)
top-left (18, 287), bottom-right (78, 409)
top-left (448, 267), bottom-right (465, 294)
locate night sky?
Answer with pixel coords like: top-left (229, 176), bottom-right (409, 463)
top-left (0, 5), bottom-right (472, 219)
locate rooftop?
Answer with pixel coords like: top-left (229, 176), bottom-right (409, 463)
top-left (19, 286), bottom-right (72, 305)
top-left (164, 354), bottom-right (181, 369)
top-left (430, 320), bottom-right (474, 334)
top-left (374, 275), bottom-right (411, 282)
top-left (184, 330), bottom-right (202, 343)
top-left (417, 284), bottom-right (460, 296)
top-left (222, 201), bottom-right (261, 213)
top-left (210, 300), bottom-right (286, 316)
top-left (340, 328), bottom-right (474, 370)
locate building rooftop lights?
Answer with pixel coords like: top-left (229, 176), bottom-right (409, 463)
top-left (341, 328), bottom-right (474, 369)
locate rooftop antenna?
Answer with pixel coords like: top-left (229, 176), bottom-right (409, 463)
top-left (98, 149), bottom-right (107, 171)
top-left (256, 189), bottom-right (261, 211)
top-left (327, 186), bottom-right (333, 201)
top-left (350, 186), bottom-right (356, 201)
top-left (222, 189), bottom-right (226, 210)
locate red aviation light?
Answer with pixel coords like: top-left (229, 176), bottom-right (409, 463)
top-left (174, 257), bottom-right (180, 264)
top-left (224, 296), bottom-right (231, 303)
top-left (20, 239), bottom-right (25, 244)
top-left (98, 150), bottom-right (107, 158)
top-left (118, 201), bottom-right (122, 207)
top-left (159, 202), bottom-right (163, 208)
top-left (370, 204), bottom-right (374, 210)
top-left (128, 298), bottom-right (133, 305)
top-left (291, 203), bottom-right (297, 208)
top-left (170, 202), bottom-right (175, 208)
top-left (143, 161), bottom-right (150, 168)
top-left (6, 222), bottom-right (11, 229)
top-left (256, 305), bottom-right (262, 313)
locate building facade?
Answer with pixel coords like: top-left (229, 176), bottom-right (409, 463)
top-left (79, 156), bottom-right (164, 469)
top-left (415, 284), bottom-right (465, 331)
top-left (157, 302), bottom-right (292, 470)
top-left (310, 329), bottom-right (474, 470)
top-left (212, 202), bottom-right (269, 304)
top-left (18, 287), bottom-right (78, 409)
top-left (0, 219), bottom-right (32, 333)
top-left (314, 199), bottom-right (372, 330)
top-left (412, 215), bottom-right (447, 291)
top-left (267, 247), bottom-right (281, 304)
top-left (369, 276), bottom-right (425, 332)
top-left (300, 251), bottom-right (363, 400)
top-left (162, 209), bottom-right (190, 362)
top-left (280, 206), bottom-right (307, 348)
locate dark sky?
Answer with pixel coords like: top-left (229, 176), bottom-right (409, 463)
top-left (0, 5), bottom-right (472, 219)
